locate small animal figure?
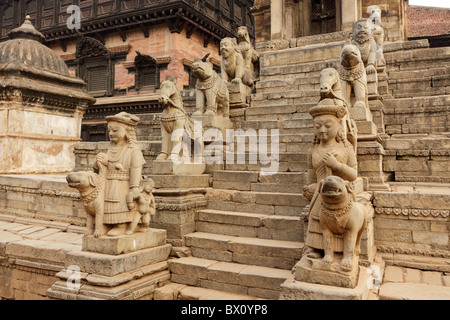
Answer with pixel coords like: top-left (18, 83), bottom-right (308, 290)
top-left (319, 176), bottom-right (368, 272)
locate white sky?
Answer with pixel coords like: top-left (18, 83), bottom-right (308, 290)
top-left (408, 0), bottom-right (450, 8)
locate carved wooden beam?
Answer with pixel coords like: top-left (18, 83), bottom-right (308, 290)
top-left (186, 24), bottom-right (197, 39)
top-left (116, 27), bottom-right (127, 42)
top-left (138, 23), bottom-right (149, 38)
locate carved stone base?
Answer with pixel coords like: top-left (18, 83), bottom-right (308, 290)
top-left (294, 254), bottom-right (360, 288)
top-left (280, 266), bottom-right (370, 300)
top-left (153, 160), bottom-right (206, 175)
top-left (46, 243), bottom-right (172, 300)
top-left (82, 229), bottom-right (167, 255)
top-left (227, 82), bottom-right (251, 108)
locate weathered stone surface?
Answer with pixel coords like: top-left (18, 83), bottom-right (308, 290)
top-left (82, 229), bottom-right (167, 255)
top-left (379, 283), bottom-right (450, 300)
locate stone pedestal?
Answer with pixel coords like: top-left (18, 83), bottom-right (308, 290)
top-left (295, 254), bottom-right (360, 288)
top-left (82, 229), bottom-right (167, 255)
top-left (280, 266), bottom-right (371, 300)
top-left (47, 231), bottom-right (172, 300)
top-left (227, 82), bottom-right (252, 109)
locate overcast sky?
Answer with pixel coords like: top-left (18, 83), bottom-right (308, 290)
top-left (408, 0), bottom-right (450, 8)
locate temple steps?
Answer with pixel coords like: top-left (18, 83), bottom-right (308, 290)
top-left (195, 208), bottom-right (303, 241)
top-left (169, 256), bottom-right (294, 299)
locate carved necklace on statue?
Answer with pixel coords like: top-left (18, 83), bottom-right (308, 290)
top-left (196, 73), bottom-right (218, 90)
top-left (321, 201), bottom-right (353, 218)
top-left (339, 62), bottom-right (365, 82)
top-left (239, 42), bottom-right (251, 53)
top-left (108, 145), bottom-right (127, 163)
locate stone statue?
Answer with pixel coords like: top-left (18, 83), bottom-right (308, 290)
top-left (367, 5), bottom-right (385, 67)
top-left (157, 76), bottom-right (198, 162)
top-left (319, 175), bottom-right (368, 272)
top-left (237, 26), bottom-right (259, 80)
top-left (302, 100), bottom-right (358, 258)
top-left (338, 44), bottom-right (368, 111)
top-left (67, 168), bottom-right (107, 238)
top-left (351, 19), bottom-right (377, 76)
top-left (127, 177), bottom-right (155, 234)
top-left (92, 112), bottom-right (148, 237)
top-left (351, 18), bottom-right (378, 96)
top-left (191, 53), bottom-right (230, 118)
top-left (220, 37), bottom-right (254, 87)
top-left (319, 67), bottom-right (358, 151)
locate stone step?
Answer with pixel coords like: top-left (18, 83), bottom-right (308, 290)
top-left (169, 256), bottom-right (293, 299)
top-left (195, 208), bottom-right (304, 241)
top-left (184, 232), bottom-right (304, 270)
top-left (245, 103), bottom-right (315, 121)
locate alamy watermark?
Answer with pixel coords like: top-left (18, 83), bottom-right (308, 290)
top-left (66, 5), bottom-right (81, 30)
top-left (170, 121), bottom-right (280, 176)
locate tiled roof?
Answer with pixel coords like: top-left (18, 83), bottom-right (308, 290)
top-left (407, 6), bottom-right (450, 38)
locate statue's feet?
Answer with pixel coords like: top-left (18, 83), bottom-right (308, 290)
top-left (322, 254), bottom-right (334, 265)
top-left (107, 225), bottom-right (126, 237)
top-left (192, 110), bottom-right (203, 117)
top-left (156, 153), bottom-right (168, 161)
top-left (340, 257), bottom-right (353, 272)
top-left (204, 110), bottom-right (215, 117)
top-left (353, 100), bottom-right (366, 109)
top-left (136, 225), bottom-right (150, 233)
top-left (305, 247), bottom-right (322, 259)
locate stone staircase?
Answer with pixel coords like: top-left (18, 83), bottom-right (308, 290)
top-left (165, 39), bottom-right (449, 300)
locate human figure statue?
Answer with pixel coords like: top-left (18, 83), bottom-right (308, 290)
top-left (302, 100), bottom-right (358, 261)
top-left (127, 177), bottom-right (155, 234)
top-left (94, 112), bottom-right (147, 237)
top-left (367, 5), bottom-right (386, 67)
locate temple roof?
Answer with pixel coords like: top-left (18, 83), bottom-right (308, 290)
top-left (407, 6), bottom-right (450, 38)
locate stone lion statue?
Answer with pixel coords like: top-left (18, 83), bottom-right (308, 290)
top-left (338, 44), bottom-right (368, 110)
top-left (191, 53), bottom-right (229, 118)
top-left (237, 26), bottom-right (259, 80)
top-left (220, 37), bottom-right (253, 88)
top-left (319, 176), bottom-right (368, 272)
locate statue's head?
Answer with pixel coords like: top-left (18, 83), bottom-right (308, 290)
top-left (237, 26), bottom-right (250, 42)
top-left (340, 44), bottom-right (363, 68)
top-left (141, 178), bottom-right (155, 193)
top-left (192, 54), bottom-right (214, 80)
top-left (352, 18), bottom-right (373, 43)
top-left (320, 176), bottom-right (354, 205)
top-left (220, 37), bottom-right (238, 58)
top-left (310, 100), bottom-right (347, 145)
top-left (105, 112), bottom-right (139, 145)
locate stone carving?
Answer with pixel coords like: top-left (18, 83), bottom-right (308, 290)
top-left (96, 112), bottom-right (148, 236)
top-left (127, 178), bottom-right (155, 233)
top-left (367, 5), bottom-right (385, 67)
top-left (319, 67), bottom-right (358, 151)
top-left (351, 19), bottom-right (377, 75)
top-left (220, 37), bottom-right (254, 87)
top-left (338, 44), bottom-right (368, 111)
top-left (191, 54), bottom-right (230, 118)
top-left (351, 18), bottom-right (378, 96)
top-left (220, 37), bottom-right (254, 108)
top-left (157, 76), bottom-right (198, 162)
top-left (237, 26), bottom-right (259, 80)
top-left (302, 100), bottom-right (358, 257)
top-left (66, 168), bottom-right (107, 237)
top-left (319, 176), bottom-right (368, 272)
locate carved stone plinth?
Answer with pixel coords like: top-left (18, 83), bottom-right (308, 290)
top-left (295, 254), bottom-right (360, 288)
top-left (192, 115), bottom-right (233, 135)
top-left (227, 82), bottom-right (252, 108)
top-left (280, 266), bottom-right (371, 300)
top-left (46, 240), bottom-right (172, 300)
top-left (82, 229), bottom-right (167, 255)
top-left (153, 160), bottom-right (206, 175)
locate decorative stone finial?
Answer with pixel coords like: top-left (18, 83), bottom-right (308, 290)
top-left (8, 16), bottom-right (45, 43)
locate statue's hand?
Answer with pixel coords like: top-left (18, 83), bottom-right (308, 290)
top-left (366, 64), bottom-right (376, 75)
top-left (323, 152), bottom-right (341, 172)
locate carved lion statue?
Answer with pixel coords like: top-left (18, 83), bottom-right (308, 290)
top-left (237, 26), bottom-right (259, 79)
top-left (191, 54), bottom-right (229, 118)
top-left (339, 44), bottom-right (368, 110)
top-left (220, 37), bottom-right (253, 88)
top-left (319, 176), bottom-right (368, 272)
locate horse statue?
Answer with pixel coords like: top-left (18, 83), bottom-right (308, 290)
top-left (157, 76), bottom-right (203, 163)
